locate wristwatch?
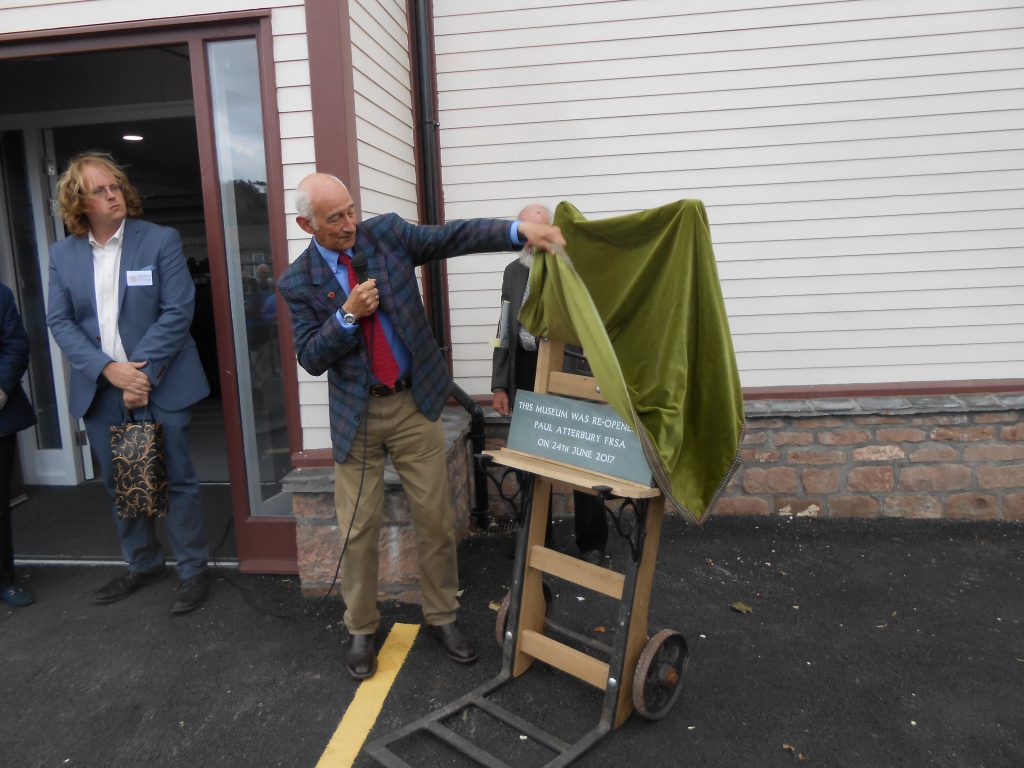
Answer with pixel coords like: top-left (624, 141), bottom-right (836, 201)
top-left (342, 311), bottom-right (357, 325)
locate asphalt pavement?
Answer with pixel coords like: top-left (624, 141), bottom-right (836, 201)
top-left (2, 515), bottom-right (1022, 768)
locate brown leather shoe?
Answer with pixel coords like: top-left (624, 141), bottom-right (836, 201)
top-left (427, 621), bottom-right (478, 664)
top-left (346, 633), bottom-right (377, 680)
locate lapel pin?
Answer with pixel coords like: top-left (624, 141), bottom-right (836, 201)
top-left (327, 291), bottom-right (336, 299)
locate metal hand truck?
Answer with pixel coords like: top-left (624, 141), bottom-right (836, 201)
top-left (366, 340), bottom-right (688, 767)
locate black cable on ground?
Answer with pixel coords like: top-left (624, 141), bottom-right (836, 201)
top-left (208, 369), bottom-right (373, 621)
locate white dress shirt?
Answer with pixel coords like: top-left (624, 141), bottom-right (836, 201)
top-left (89, 220), bottom-right (129, 363)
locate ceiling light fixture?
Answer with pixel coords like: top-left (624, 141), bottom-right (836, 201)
top-left (122, 134), bottom-right (144, 142)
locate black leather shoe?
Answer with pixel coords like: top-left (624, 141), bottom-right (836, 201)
top-left (93, 567), bottom-right (166, 605)
top-left (427, 621), bottom-right (478, 664)
top-left (346, 633), bottom-right (377, 680)
top-left (170, 572), bottom-right (210, 615)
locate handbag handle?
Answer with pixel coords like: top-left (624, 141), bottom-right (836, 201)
top-left (118, 401), bottom-right (156, 424)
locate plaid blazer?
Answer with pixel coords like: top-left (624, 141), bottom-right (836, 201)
top-left (278, 213), bottom-right (517, 463)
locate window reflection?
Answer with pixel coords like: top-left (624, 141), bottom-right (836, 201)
top-left (208, 39), bottom-right (290, 511)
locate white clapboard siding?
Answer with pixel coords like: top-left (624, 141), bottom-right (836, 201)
top-left (717, 248), bottom-right (1024, 280)
top-left (350, 0), bottom-right (419, 224)
top-left (435, 1), bottom-right (1024, 392)
top-left (443, 168), bottom-right (1024, 219)
top-left (439, 29), bottom-right (1024, 94)
top-left (729, 305), bottom-right (1024, 335)
top-left (436, 0), bottom-right (1011, 35)
top-left (441, 50), bottom-right (1024, 109)
top-left (442, 134), bottom-right (1024, 198)
top-left (441, 111), bottom-right (1024, 167)
top-left (274, 59), bottom-right (310, 89)
top-left (441, 133), bottom-right (1024, 187)
top-left (299, 404), bottom-right (332, 428)
top-left (348, 5), bottom-right (420, 323)
top-left (279, 111), bottom-right (315, 141)
top-left (442, 77), bottom-right (1024, 132)
top-left (435, 6), bottom-right (1024, 68)
top-left (265, 2), bottom-right (315, 285)
top-left (448, 288), bottom-right (502, 310)
top-left (298, 380), bottom-right (328, 407)
top-left (734, 324), bottom-right (1024, 352)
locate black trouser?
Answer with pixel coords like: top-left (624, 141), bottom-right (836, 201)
top-left (0, 433), bottom-right (17, 588)
top-left (514, 344), bottom-right (539, 394)
top-left (573, 491), bottom-right (608, 553)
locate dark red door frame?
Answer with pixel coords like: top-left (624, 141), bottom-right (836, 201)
top-left (188, 25), bottom-right (298, 575)
top-left (0, 11), bottom-right (300, 573)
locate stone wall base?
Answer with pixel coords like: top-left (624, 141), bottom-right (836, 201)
top-left (284, 409), bottom-right (472, 601)
top-left (485, 393), bottom-right (1024, 523)
top-left (285, 395), bottom-right (1023, 600)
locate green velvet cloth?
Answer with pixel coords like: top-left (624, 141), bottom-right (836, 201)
top-left (519, 200), bottom-right (745, 524)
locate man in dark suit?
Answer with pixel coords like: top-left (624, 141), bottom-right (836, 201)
top-left (278, 173), bottom-right (563, 680)
top-left (0, 281), bottom-right (38, 607)
top-left (492, 204), bottom-right (609, 565)
top-left (47, 153), bottom-right (211, 615)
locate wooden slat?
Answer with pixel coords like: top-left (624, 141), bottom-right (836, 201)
top-left (533, 338), bottom-right (563, 394)
top-left (519, 630), bottom-right (609, 691)
top-left (528, 544), bottom-right (624, 600)
top-left (546, 371), bottom-right (606, 402)
top-left (483, 448), bottom-right (661, 499)
top-left (513, 477), bottom-right (553, 677)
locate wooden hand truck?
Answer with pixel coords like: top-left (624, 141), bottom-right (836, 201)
top-left (366, 339), bottom-right (689, 767)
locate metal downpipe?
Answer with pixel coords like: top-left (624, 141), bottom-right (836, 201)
top-left (410, 0), bottom-right (490, 523)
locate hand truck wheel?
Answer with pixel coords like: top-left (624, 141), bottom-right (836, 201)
top-left (632, 628), bottom-right (688, 720)
top-left (495, 581), bottom-right (553, 647)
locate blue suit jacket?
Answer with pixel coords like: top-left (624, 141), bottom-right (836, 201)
top-left (278, 213), bottom-right (517, 463)
top-left (0, 282), bottom-right (37, 436)
top-left (46, 218), bottom-right (209, 420)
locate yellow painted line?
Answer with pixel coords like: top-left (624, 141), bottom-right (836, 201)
top-left (316, 622), bottom-right (420, 768)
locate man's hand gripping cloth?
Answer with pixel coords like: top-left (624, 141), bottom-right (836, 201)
top-left (519, 200), bottom-right (745, 524)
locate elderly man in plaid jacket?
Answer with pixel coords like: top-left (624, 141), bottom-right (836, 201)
top-left (278, 173), bottom-right (563, 680)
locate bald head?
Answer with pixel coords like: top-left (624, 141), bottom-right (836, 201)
top-left (295, 173), bottom-right (349, 221)
top-left (295, 173), bottom-right (357, 251)
top-left (518, 203), bottom-right (551, 226)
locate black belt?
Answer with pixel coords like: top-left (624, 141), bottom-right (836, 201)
top-left (369, 376), bottom-right (411, 398)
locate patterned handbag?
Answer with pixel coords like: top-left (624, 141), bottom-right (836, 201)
top-left (110, 407), bottom-right (169, 519)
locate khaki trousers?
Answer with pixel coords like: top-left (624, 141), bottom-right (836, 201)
top-left (334, 389), bottom-right (458, 634)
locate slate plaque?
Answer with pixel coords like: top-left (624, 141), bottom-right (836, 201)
top-left (506, 390), bottom-right (653, 486)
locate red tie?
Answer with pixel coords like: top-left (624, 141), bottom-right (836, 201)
top-left (339, 253), bottom-right (400, 388)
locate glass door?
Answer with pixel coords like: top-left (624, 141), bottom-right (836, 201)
top-left (0, 128), bottom-right (87, 485)
top-left (206, 37), bottom-right (291, 517)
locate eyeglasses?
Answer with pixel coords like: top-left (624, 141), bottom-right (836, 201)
top-left (86, 183), bottom-right (124, 198)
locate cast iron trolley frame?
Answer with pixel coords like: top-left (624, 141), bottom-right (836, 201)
top-left (365, 339), bottom-right (685, 768)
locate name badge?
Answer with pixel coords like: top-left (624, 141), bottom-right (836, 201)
top-left (126, 270), bottom-right (153, 287)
